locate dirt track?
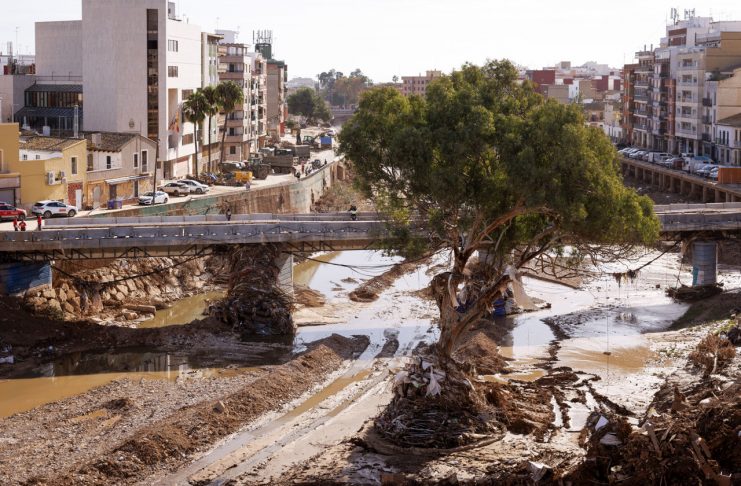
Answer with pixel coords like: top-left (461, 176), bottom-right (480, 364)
top-left (0, 333), bottom-right (368, 485)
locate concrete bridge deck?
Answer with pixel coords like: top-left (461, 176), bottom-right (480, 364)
top-left (621, 157), bottom-right (741, 203)
top-left (0, 205), bottom-right (739, 261)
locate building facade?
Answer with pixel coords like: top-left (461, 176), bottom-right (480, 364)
top-left (623, 14), bottom-right (741, 162)
top-left (401, 70), bottom-right (442, 97)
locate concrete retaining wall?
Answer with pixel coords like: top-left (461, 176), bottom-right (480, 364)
top-left (92, 160), bottom-right (345, 218)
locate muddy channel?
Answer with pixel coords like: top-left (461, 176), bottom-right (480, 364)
top-left (0, 249), bottom-right (739, 484)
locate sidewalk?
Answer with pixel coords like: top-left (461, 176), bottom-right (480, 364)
top-left (0, 147), bottom-right (336, 233)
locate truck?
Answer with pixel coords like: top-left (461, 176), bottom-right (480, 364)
top-left (319, 136), bottom-right (333, 150)
top-left (293, 145), bottom-right (312, 160)
top-left (245, 157), bottom-right (271, 180)
top-left (264, 155), bottom-right (298, 174)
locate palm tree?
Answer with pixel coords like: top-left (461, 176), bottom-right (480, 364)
top-left (182, 90), bottom-right (208, 178)
top-left (201, 85), bottom-right (220, 173)
top-left (215, 81), bottom-right (245, 168)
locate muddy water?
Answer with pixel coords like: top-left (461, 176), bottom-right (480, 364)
top-left (139, 290), bottom-right (225, 328)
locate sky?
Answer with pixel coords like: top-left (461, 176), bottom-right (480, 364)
top-left (3, 1), bottom-right (741, 82)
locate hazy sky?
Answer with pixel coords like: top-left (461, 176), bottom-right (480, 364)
top-left (3, 1), bottom-right (741, 82)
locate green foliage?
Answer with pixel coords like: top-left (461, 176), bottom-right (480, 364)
top-left (317, 68), bottom-right (372, 106)
top-left (340, 60), bottom-right (659, 271)
top-left (183, 90), bottom-right (209, 177)
top-left (287, 87), bottom-right (331, 122)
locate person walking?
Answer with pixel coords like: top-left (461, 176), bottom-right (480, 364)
top-left (225, 207), bottom-right (232, 222)
top-left (19, 220), bottom-right (27, 232)
top-left (36, 214), bottom-right (43, 231)
top-left (12, 217), bottom-right (18, 232)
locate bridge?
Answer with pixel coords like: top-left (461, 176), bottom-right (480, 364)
top-left (621, 156), bottom-right (741, 203)
top-left (0, 206), bottom-right (739, 295)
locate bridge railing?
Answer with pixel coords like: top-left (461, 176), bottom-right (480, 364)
top-left (42, 212), bottom-right (384, 228)
top-left (0, 220), bottom-right (393, 250)
top-left (654, 202), bottom-right (741, 213)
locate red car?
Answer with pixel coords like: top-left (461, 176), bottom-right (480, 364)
top-left (0, 203), bottom-right (27, 221)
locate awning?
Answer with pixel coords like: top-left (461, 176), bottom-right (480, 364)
top-left (14, 106), bottom-right (82, 119)
top-left (105, 175), bottom-right (151, 185)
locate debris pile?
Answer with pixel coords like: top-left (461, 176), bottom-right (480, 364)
top-left (567, 329), bottom-right (740, 485)
top-left (375, 354), bottom-right (504, 449)
top-left (210, 244), bottom-right (295, 337)
top-left (687, 333), bottom-right (736, 376)
top-left (666, 283), bottom-right (723, 302)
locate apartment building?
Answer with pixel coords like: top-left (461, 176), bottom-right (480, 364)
top-left (623, 14), bottom-right (741, 159)
top-left (32, 1), bottom-right (203, 180)
top-left (401, 70), bottom-right (442, 97)
top-left (715, 113), bottom-right (741, 165)
top-left (248, 53), bottom-right (268, 145)
top-left (218, 41), bottom-right (256, 160)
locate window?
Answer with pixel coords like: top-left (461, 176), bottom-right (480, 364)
top-left (35, 155), bottom-right (41, 160)
top-left (22, 154), bottom-right (28, 161)
top-left (133, 153), bottom-right (139, 169)
top-left (168, 66), bottom-right (179, 77)
top-left (229, 146), bottom-right (236, 155)
top-left (182, 89), bottom-right (194, 99)
top-left (142, 150), bottom-right (148, 171)
top-left (168, 39), bottom-right (179, 52)
top-left (182, 133), bottom-right (194, 145)
top-left (87, 154), bottom-right (93, 171)
top-left (71, 157), bottom-right (78, 175)
top-left (106, 155), bottom-right (112, 169)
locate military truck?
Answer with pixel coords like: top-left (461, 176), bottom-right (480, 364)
top-left (264, 154), bottom-right (297, 174)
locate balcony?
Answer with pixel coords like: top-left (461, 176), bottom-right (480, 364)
top-left (702, 133), bottom-right (711, 142)
top-left (702, 116), bottom-right (712, 125)
top-left (634, 94), bottom-right (649, 102)
top-left (225, 133), bottom-right (248, 143)
top-left (702, 97), bottom-right (713, 107)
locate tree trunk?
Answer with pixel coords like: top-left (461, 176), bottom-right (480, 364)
top-left (207, 116), bottom-right (213, 173)
top-left (193, 123), bottom-right (199, 178)
top-left (431, 268), bottom-right (511, 363)
top-left (219, 111), bottom-right (228, 167)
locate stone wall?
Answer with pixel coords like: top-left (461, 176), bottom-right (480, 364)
top-left (24, 257), bottom-right (218, 325)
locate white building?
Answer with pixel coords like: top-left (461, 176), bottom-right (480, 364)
top-left (35, 0), bottom-right (205, 179)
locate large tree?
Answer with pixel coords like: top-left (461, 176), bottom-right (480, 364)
top-left (215, 81), bottom-right (245, 166)
top-left (287, 87), bottom-right (331, 124)
top-left (182, 90), bottom-right (208, 178)
top-left (340, 60), bottom-right (659, 360)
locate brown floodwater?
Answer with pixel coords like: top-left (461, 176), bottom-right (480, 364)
top-left (138, 290), bottom-right (225, 328)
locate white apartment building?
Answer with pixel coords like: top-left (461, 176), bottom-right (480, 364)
top-left (35, 0), bottom-right (204, 179)
top-left (218, 41), bottom-right (256, 160)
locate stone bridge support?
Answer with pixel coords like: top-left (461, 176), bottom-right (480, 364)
top-left (274, 251), bottom-right (294, 298)
top-left (691, 241), bottom-right (717, 287)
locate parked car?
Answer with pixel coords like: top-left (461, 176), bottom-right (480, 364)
top-left (632, 150), bottom-right (648, 159)
top-left (161, 182), bottom-right (191, 196)
top-left (179, 179), bottom-right (210, 194)
top-left (664, 157), bottom-right (684, 169)
top-left (138, 191), bottom-right (169, 205)
top-left (647, 152), bottom-right (671, 163)
top-left (708, 167), bottom-right (720, 180)
top-left (0, 203), bottom-right (26, 221)
top-left (696, 164), bottom-right (715, 178)
top-left (32, 200), bottom-right (77, 219)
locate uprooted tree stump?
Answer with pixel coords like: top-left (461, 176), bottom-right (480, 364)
top-left (210, 244), bottom-right (295, 337)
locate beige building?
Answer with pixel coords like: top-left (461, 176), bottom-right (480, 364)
top-left (82, 132), bottom-right (157, 209)
top-left (401, 70), bottom-right (442, 97)
top-left (218, 42), bottom-right (256, 160)
top-left (266, 60), bottom-right (288, 139)
top-left (0, 123), bottom-right (22, 205)
top-left (13, 135), bottom-right (87, 210)
top-left (545, 85), bottom-right (570, 104)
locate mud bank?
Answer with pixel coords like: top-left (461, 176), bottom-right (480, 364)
top-left (0, 334), bottom-right (368, 485)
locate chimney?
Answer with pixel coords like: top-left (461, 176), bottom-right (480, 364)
top-left (92, 133), bottom-right (102, 147)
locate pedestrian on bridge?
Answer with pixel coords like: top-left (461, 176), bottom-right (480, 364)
top-left (19, 220), bottom-right (27, 232)
top-left (36, 215), bottom-right (43, 231)
top-left (225, 207), bottom-right (232, 222)
top-left (12, 217), bottom-right (18, 232)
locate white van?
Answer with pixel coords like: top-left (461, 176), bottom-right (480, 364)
top-left (647, 152), bottom-right (670, 163)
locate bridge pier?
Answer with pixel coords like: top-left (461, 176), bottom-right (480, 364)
top-left (274, 252), bottom-right (294, 298)
top-left (691, 241), bottom-right (717, 287)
